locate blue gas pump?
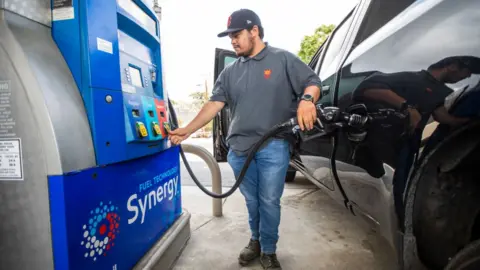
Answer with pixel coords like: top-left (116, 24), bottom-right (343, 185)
top-left (0, 1), bottom-right (190, 270)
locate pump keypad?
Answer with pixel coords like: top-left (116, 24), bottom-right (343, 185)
top-left (125, 68), bottom-right (131, 82)
top-left (144, 75), bottom-right (149, 87)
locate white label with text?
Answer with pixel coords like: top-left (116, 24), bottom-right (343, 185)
top-left (97, 38), bottom-right (113, 54)
top-left (0, 139), bottom-right (23, 180)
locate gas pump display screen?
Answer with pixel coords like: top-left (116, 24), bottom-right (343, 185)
top-left (129, 66), bottom-right (143, 87)
top-left (118, 0), bottom-right (157, 37)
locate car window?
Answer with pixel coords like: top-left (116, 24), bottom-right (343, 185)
top-left (341, 0), bottom-right (480, 116)
top-left (224, 56), bottom-right (236, 66)
top-left (354, 0), bottom-right (415, 46)
top-left (319, 13), bottom-right (354, 80)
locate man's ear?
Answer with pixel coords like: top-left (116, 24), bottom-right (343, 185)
top-left (250, 25), bottom-right (260, 38)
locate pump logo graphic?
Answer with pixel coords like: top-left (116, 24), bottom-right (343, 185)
top-left (80, 201), bottom-right (120, 262)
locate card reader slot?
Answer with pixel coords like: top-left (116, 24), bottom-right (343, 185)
top-left (132, 109), bottom-right (140, 117)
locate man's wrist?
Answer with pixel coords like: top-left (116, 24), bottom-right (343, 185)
top-left (399, 101), bottom-right (416, 112)
top-left (300, 94), bottom-right (315, 104)
top-left (302, 85), bottom-right (321, 103)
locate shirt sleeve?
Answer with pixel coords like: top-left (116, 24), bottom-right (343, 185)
top-left (209, 68), bottom-right (228, 104)
top-left (351, 72), bottom-right (395, 102)
top-left (284, 51), bottom-right (322, 98)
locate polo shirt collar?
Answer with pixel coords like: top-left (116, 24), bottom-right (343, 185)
top-left (240, 42), bottom-right (270, 62)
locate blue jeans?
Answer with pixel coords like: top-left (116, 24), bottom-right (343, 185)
top-left (227, 139), bottom-right (290, 254)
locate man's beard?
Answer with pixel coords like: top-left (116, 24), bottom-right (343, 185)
top-left (238, 37), bottom-right (255, 57)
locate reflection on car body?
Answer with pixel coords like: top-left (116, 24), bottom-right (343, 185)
top-left (349, 56), bottom-right (480, 229)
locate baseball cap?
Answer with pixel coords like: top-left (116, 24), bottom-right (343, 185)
top-left (217, 9), bottom-right (262, 38)
top-left (456, 56), bottom-right (480, 74)
top-left (432, 56), bottom-right (480, 74)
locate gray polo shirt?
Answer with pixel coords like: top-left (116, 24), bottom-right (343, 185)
top-left (210, 44), bottom-right (322, 154)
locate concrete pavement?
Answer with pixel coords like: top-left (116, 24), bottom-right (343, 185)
top-left (173, 138), bottom-right (395, 269)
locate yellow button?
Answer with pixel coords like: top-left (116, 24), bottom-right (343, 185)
top-left (163, 122), bottom-right (171, 133)
top-left (136, 122), bottom-right (148, 138)
top-left (152, 122), bottom-right (162, 136)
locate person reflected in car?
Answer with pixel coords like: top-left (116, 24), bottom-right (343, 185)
top-left (351, 55), bottom-right (480, 225)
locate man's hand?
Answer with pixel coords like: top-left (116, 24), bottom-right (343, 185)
top-left (297, 100), bottom-right (317, 130)
top-left (168, 128), bottom-right (191, 145)
top-left (433, 106), bottom-right (470, 128)
top-left (407, 107), bottom-right (422, 134)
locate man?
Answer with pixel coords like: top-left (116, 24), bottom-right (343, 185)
top-left (351, 56), bottom-right (479, 226)
top-left (168, 8), bottom-right (322, 270)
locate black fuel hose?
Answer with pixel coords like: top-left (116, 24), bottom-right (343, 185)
top-left (168, 99), bottom-right (296, 199)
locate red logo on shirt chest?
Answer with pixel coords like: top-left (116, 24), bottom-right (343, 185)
top-left (264, 69), bottom-right (272, 79)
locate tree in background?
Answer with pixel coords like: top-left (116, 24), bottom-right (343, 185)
top-left (189, 81), bottom-right (213, 136)
top-left (189, 91), bottom-right (209, 108)
top-left (298, 24), bottom-right (335, 63)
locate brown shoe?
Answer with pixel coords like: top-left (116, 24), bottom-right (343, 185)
top-left (238, 239), bottom-right (261, 266)
top-left (260, 253), bottom-right (282, 270)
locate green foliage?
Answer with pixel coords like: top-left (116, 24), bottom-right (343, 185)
top-left (298, 24), bottom-right (335, 63)
top-left (189, 91), bottom-right (209, 108)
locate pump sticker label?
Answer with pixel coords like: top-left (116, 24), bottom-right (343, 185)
top-left (53, 0), bottom-right (74, 21)
top-left (0, 138), bottom-right (23, 181)
top-left (53, 0), bottom-right (72, 8)
top-left (97, 38), bottom-right (113, 54)
top-left (121, 83), bottom-right (136, 94)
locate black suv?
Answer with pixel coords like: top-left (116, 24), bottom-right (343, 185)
top-left (213, 0), bottom-right (480, 269)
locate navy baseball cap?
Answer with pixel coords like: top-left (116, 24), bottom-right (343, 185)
top-left (217, 9), bottom-right (262, 38)
top-left (432, 56), bottom-right (480, 74)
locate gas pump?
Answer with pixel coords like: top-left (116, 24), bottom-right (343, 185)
top-left (0, 1), bottom-right (190, 270)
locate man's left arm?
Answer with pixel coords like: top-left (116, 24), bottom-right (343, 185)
top-left (285, 52), bottom-right (322, 130)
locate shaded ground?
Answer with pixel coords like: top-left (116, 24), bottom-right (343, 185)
top-left (174, 139), bottom-right (395, 269)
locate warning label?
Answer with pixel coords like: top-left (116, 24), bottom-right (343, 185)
top-left (0, 139), bottom-right (23, 181)
top-left (53, 0), bottom-right (72, 9)
top-left (53, 0), bottom-right (74, 21)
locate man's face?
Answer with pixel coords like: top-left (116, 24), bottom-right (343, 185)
top-left (229, 29), bottom-right (255, 57)
top-left (444, 63), bottom-right (472, 84)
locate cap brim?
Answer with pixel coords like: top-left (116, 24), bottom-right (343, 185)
top-left (217, 28), bottom-right (244, 37)
top-left (460, 56), bottom-right (480, 74)
top-left (468, 61), bottom-right (480, 74)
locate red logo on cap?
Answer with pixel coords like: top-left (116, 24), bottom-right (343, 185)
top-left (227, 16), bottom-right (232, 27)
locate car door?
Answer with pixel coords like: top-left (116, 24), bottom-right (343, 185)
top-left (212, 48), bottom-right (237, 162)
top-left (294, 6), bottom-right (359, 195)
top-left (300, 0), bottom-right (417, 226)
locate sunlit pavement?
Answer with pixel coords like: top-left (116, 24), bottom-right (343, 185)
top-left (173, 138), bottom-right (395, 270)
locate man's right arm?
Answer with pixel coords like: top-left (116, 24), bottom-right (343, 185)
top-left (352, 73), bottom-right (422, 131)
top-left (361, 88), bottom-right (408, 109)
top-left (353, 74), bottom-right (407, 109)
